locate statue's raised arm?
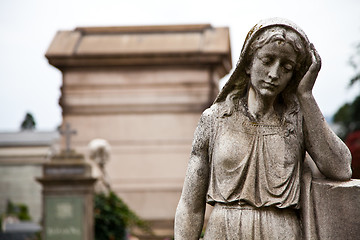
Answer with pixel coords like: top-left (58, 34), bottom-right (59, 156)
top-left (297, 44), bottom-right (352, 180)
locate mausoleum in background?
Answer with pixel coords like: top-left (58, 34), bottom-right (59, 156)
top-left (45, 24), bottom-right (232, 238)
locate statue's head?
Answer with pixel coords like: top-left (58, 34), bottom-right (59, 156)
top-left (214, 18), bottom-right (312, 104)
top-left (246, 26), bottom-right (307, 74)
top-left (246, 26), bottom-right (309, 100)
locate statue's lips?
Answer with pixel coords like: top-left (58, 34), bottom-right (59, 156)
top-left (262, 81), bottom-right (277, 88)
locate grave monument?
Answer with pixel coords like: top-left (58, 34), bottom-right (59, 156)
top-left (37, 123), bottom-right (96, 240)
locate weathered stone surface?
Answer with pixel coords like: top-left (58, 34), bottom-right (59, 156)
top-left (311, 179), bottom-right (360, 239)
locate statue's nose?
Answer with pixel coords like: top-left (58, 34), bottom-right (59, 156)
top-left (268, 61), bottom-right (280, 80)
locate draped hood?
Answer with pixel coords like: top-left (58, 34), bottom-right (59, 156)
top-left (214, 18), bottom-right (313, 104)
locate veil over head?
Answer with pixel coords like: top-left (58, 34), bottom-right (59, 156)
top-left (214, 18), bottom-right (313, 104)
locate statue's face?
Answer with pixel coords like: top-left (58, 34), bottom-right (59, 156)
top-left (248, 40), bottom-right (297, 98)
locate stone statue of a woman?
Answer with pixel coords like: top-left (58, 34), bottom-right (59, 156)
top-left (174, 18), bottom-right (352, 239)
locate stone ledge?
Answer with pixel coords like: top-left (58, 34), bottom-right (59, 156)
top-left (311, 178), bottom-right (360, 239)
top-left (75, 24), bottom-right (212, 34)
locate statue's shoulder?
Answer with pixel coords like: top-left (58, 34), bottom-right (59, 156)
top-left (197, 104), bottom-right (223, 131)
top-left (202, 102), bottom-right (225, 120)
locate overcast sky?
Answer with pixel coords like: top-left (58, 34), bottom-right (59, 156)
top-left (1, 0), bottom-right (360, 131)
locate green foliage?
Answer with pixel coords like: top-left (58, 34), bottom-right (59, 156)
top-left (333, 103), bottom-right (352, 139)
top-left (21, 112), bottom-right (36, 130)
top-left (94, 191), bottom-right (152, 240)
top-left (0, 200), bottom-right (32, 232)
top-left (6, 200), bottom-right (31, 221)
top-left (334, 96), bottom-right (360, 139)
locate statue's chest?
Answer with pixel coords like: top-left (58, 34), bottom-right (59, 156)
top-left (212, 115), bottom-right (301, 171)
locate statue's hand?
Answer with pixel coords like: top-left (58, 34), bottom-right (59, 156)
top-left (297, 43), bottom-right (322, 97)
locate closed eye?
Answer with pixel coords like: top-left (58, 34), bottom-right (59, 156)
top-left (260, 56), bottom-right (272, 65)
top-left (282, 63), bottom-right (294, 72)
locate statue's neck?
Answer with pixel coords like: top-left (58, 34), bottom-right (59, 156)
top-left (247, 87), bottom-right (278, 123)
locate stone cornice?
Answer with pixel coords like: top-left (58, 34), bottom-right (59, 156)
top-left (45, 24), bottom-right (232, 78)
top-left (75, 24), bottom-right (212, 34)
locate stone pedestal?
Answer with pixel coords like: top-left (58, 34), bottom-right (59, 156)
top-left (37, 151), bottom-right (96, 240)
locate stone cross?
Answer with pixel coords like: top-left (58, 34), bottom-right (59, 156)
top-left (60, 122), bottom-right (77, 153)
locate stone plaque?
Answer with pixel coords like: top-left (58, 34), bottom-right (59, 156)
top-left (45, 166), bottom-right (85, 176)
top-left (45, 196), bottom-right (83, 240)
